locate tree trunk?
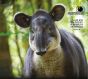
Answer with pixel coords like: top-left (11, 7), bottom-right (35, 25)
top-left (0, 9), bottom-right (12, 77)
top-left (47, 0), bottom-right (52, 11)
top-left (35, 0), bottom-right (44, 9)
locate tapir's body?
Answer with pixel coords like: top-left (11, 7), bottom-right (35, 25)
top-left (24, 29), bottom-right (87, 79)
top-left (14, 4), bottom-right (88, 79)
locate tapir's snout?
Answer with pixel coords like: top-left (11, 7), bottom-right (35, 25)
top-left (36, 48), bottom-right (47, 55)
top-left (34, 31), bottom-right (48, 55)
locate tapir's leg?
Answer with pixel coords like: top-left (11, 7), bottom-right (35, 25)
top-left (23, 48), bottom-right (36, 79)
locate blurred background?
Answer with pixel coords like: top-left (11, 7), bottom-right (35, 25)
top-left (0, 0), bottom-right (88, 78)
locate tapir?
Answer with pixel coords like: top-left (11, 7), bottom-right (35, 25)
top-left (14, 4), bottom-right (88, 79)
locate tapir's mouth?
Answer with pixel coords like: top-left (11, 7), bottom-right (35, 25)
top-left (36, 51), bottom-right (46, 56)
top-left (36, 49), bottom-right (47, 56)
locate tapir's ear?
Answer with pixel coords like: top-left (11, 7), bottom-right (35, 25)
top-left (49, 4), bottom-right (65, 21)
top-left (14, 13), bottom-right (31, 28)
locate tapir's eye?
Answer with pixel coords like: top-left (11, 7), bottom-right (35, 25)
top-left (47, 28), bottom-right (54, 37)
top-left (48, 29), bottom-right (56, 37)
top-left (49, 33), bottom-right (55, 37)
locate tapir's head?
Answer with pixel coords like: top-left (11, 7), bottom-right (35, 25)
top-left (14, 4), bottom-right (65, 55)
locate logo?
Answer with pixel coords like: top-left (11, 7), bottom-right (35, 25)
top-left (68, 6), bottom-right (85, 15)
top-left (77, 6), bottom-right (83, 12)
top-left (68, 6), bottom-right (85, 30)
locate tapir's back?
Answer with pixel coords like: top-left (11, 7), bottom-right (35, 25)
top-left (59, 29), bottom-right (87, 78)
